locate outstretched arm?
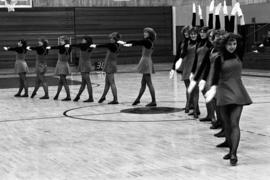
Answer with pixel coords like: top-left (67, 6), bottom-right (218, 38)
top-left (198, 5), bottom-right (204, 27)
top-left (192, 2), bottom-right (196, 27)
top-left (126, 39), bottom-right (152, 49)
top-left (215, 3), bottom-right (222, 30)
top-left (208, 0), bottom-right (215, 29)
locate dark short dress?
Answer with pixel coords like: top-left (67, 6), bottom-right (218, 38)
top-left (72, 44), bottom-right (93, 73)
top-left (215, 55), bottom-right (252, 106)
top-left (127, 39), bottom-right (155, 74)
top-left (30, 46), bottom-right (48, 74)
top-left (78, 50), bottom-right (92, 73)
top-left (8, 47), bottom-right (29, 74)
top-left (96, 43), bottom-right (120, 74)
top-left (181, 42), bottom-right (196, 80)
top-left (51, 45), bottom-right (71, 76)
top-left (194, 44), bottom-right (210, 78)
top-left (137, 47), bottom-right (155, 74)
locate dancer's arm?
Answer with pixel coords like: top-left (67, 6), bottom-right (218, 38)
top-left (215, 3), bottom-right (222, 30)
top-left (172, 41), bottom-right (183, 70)
top-left (208, 0), bottom-right (214, 29)
top-left (126, 39), bottom-right (152, 49)
top-left (49, 45), bottom-right (62, 50)
top-left (5, 47), bottom-right (20, 52)
top-left (191, 49), bottom-right (198, 75)
top-left (204, 56), bottom-right (221, 102)
top-left (192, 2), bottom-right (196, 27)
top-left (4, 46), bottom-right (26, 53)
top-left (223, 0), bottom-right (230, 32)
top-left (198, 5), bottom-right (204, 27)
top-left (236, 5), bottom-right (246, 61)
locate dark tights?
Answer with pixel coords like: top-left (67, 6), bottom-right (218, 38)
top-left (219, 104), bottom-right (243, 156)
top-left (32, 72), bottom-right (49, 97)
top-left (100, 73), bottom-right (117, 101)
top-left (54, 75), bottom-right (70, 99)
top-left (135, 74), bottom-right (156, 103)
top-left (75, 72), bottom-right (93, 100)
top-left (184, 80), bottom-right (191, 110)
top-left (17, 72), bottom-right (28, 96)
top-left (184, 79), bottom-right (199, 114)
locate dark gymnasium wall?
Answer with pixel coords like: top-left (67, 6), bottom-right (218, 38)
top-left (0, 7), bottom-right (172, 68)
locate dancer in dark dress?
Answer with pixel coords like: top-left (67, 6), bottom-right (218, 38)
top-left (122, 28), bottom-right (157, 107)
top-left (170, 26), bottom-right (190, 78)
top-left (4, 39), bottom-right (29, 97)
top-left (188, 0), bottom-right (223, 124)
top-left (71, 36), bottom-right (94, 102)
top-left (205, 3), bottom-right (252, 166)
top-left (91, 32), bottom-right (121, 104)
top-left (28, 38), bottom-right (49, 99)
top-left (47, 36), bottom-right (72, 101)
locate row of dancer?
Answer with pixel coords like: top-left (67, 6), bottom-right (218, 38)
top-left (3, 28), bottom-right (158, 106)
top-left (171, 0), bottom-right (252, 166)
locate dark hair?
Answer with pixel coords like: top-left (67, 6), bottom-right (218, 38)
top-left (18, 39), bottom-right (27, 53)
top-left (144, 27), bottom-right (157, 42)
top-left (59, 35), bottom-right (69, 44)
top-left (189, 27), bottom-right (199, 34)
top-left (181, 26), bottom-right (190, 35)
top-left (82, 36), bottom-right (93, 45)
top-left (199, 26), bottom-right (209, 33)
top-left (109, 32), bottom-right (121, 41)
top-left (207, 29), bottom-right (224, 41)
top-left (218, 32), bottom-right (243, 54)
top-left (38, 37), bottom-right (49, 55)
top-left (39, 37), bottom-right (49, 47)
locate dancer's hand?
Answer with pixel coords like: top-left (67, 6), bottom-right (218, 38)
top-left (46, 46), bottom-right (51, 50)
top-left (169, 69), bottom-right (175, 79)
top-left (205, 85), bottom-right (217, 103)
top-left (26, 46), bottom-right (31, 51)
top-left (199, 80), bottom-right (206, 91)
top-left (188, 80), bottom-right (197, 94)
top-left (198, 5), bottom-right (203, 18)
top-left (117, 40), bottom-right (126, 45)
top-left (3, 47), bottom-right (9, 51)
top-left (259, 44), bottom-right (264, 48)
top-left (239, 14), bottom-right (245, 25)
top-left (231, 2), bottom-right (239, 16)
top-left (189, 73), bottom-right (194, 81)
top-left (209, 0), bottom-right (215, 13)
top-left (223, 0), bottom-right (228, 15)
top-left (192, 2), bottom-right (196, 13)
top-left (215, 3), bottom-right (222, 15)
top-left (198, 5), bottom-right (203, 19)
top-left (123, 43), bottom-right (132, 47)
top-left (236, 3), bottom-right (243, 17)
top-left (64, 44), bottom-right (70, 48)
top-left (90, 44), bottom-right (97, 48)
top-left (175, 58), bottom-right (182, 70)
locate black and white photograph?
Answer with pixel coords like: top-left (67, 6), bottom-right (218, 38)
top-left (0, 0), bottom-right (269, 179)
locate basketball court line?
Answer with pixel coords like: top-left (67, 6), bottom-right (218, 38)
top-left (0, 100), bottom-right (269, 138)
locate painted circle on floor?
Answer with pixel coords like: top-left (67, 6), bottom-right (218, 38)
top-left (63, 102), bottom-right (194, 122)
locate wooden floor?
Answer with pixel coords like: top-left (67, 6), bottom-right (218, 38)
top-left (0, 69), bottom-right (270, 180)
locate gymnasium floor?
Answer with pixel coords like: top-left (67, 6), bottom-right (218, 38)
top-left (0, 64), bottom-right (270, 180)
